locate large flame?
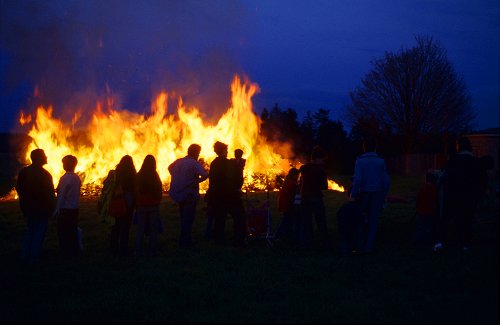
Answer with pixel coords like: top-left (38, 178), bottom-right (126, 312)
top-left (13, 75), bottom-right (344, 196)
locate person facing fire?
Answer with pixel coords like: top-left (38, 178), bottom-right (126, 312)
top-left (54, 155), bottom-right (82, 259)
top-left (233, 148), bottom-right (246, 191)
top-left (16, 148), bottom-right (56, 266)
top-left (275, 167), bottom-right (301, 245)
top-left (207, 141), bottom-right (246, 247)
top-left (168, 144), bottom-right (208, 248)
top-left (134, 154), bottom-right (163, 257)
top-left (109, 155), bottom-right (137, 256)
top-left (298, 146), bottom-right (330, 250)
top-left (349, 135), bottom-right (390, 254)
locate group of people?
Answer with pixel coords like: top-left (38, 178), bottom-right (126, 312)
top-left (413, 136), bottom-right (489, 252)
top-left (276, 136), bottom-right (390, 255)
top-left (15, 135), bottom-right (489, 266)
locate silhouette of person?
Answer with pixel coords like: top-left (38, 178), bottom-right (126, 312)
top-left (414, 172), bottom-right (438, 245)
top-left (207, 141), bottom-right (246, 247)
top-left (109, 155), bottom-right (137, 256)
top-left (54, 155), bottom-right (82, 258)
top-left (350, 136), bottom-right (390, 254)
top-left (135, 155), bottom-right (163, 256)
top-left (168, 144), bottom-right (208, 248)
top-left (233, 148), bottom-right (246, 191)
top-left (433, 136), bottom-right (487, 252)
top-left (275, 167), bottom-right (301, 245)
top-left (298, 146), bottom-right (330, 249)
top-left (16, 148), bottom-right (56, 266)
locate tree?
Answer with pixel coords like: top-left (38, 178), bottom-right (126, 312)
top-left (347, 35), bottom-right (475, 153)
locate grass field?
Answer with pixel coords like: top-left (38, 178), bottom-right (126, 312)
top-left (0, 175), bottom-right (498, 323)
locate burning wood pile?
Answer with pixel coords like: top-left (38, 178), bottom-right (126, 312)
top-left (3, 75), bottom-right (343, 200)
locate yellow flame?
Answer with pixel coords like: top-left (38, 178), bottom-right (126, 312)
top-left (17, 76), bottom-right (294, 194)
top-left (0, 188), bottom-right (19, 201)
top-left (328, 179), bottom-right (345, 192)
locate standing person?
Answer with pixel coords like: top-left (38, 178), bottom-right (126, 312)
top-left (16, 149), bottom-right (56, 266)
top-left (207, 141), bottom-right (247, 247)
top-left (298, 146), bottom-right (330, 249)
top-left (135, 155), bottom-right (163, 257)
top-left (109, 155), bottom-right (137, 256)
top-left (275, 167), bottom-right (301, 245)
top-left (54, 155), bottom-right (82, 258)
top-left (233, 148), bottom-right (246, 191)
top-left (168, 144), bottom-right (208, 248)
top-left (350, 136), bottom-right (390, 254)
top-left (414, 172), bottom-right (438, 245)
top-left (433, 136), bottom-right (487, 252)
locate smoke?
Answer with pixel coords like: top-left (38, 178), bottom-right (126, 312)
top-left (1, 0), bottom-right (250, 123)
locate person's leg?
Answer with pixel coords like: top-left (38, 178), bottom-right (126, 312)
top-left (119, 213), bottom-right (132, 255)
top-left (29, 220), bottom-right (48, 265)
top-left (179, 200), bottom-right (197, 247)
top-left (213, 204), bottom-right (227, 245)
top-left (57, 212), bottom-right (68, 257)
top-left (148, 206), bottom-right (161, 255)
top-left (299, 202), bottom-right (313, 249)
top-left (135, 207), bottom-right (147, 256)
top-left (312, 198), bottom-right (329, 249)
top-left (64, 209), bottom-right (80, 257)
top-left (205, 206), bottom-right (214, 240)
top-left (364, 191), bottom-right (385, 254)
top-left (230, 200), bottom-right (246, 247)
top-left (21, 220), bottom-right (35, 264)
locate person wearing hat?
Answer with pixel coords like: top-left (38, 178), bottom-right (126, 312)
top-left (16, 148), bottom-right (56, 266)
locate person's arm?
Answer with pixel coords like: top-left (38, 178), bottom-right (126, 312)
top-left (195, 161), bottom-right (209, 183)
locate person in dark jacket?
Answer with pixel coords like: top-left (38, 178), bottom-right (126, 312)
top-left (433, 136), bottom-right (488, 252)
top-left (16, 148), bottom-right (56, 266)
top-left (207, 141), bottom-right (246, 247)
top-left (299, 146), bottom-right (330, 249)
top-left (110, 155), bottom-right (137, 256)
top-left (135, 155), bottom-right (163, 256)
top-left (275, 167), bottom-right (301, 244)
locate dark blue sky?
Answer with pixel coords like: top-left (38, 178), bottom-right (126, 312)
top-left (1, 0), bottom-right (499, 132)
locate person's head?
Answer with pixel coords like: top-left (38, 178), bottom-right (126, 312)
top-left (425, 172), bottom-right (437, 185)
top-left (214, 141), bottom-right (228, 157)
top-left (286, 167), bottom-right (300, 183)
top-left (187, 144), bottom-right (201, 159)
top-left (116, 155), bottom-right (136, 174)
top-left (139, 154), bottom-right (157, 174)
top-left (311, 145), bottom-right (326, 163)
top-left (235, 149), bottom-right (244, 159)
top-left (30, 148), bottom-right (47, 166)
top-left (362, 135), bottom-right (377, 152)
top-left (457, 136), bottom-right (472, 152)
top-left (62, 155), bottom-right (78, 172)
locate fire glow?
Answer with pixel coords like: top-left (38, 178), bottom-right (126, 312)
top-left (13, 75), bottom-right (344, 196)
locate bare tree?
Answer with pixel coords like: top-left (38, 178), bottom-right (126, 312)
top-left (347, 36), bottom-right (475, 153)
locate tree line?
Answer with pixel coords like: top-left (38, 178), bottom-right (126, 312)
top-left (259, 35), bottom-right (475, 176)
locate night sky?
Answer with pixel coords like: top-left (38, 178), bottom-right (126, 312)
top-left (1, 0), bottom-right (499, 132)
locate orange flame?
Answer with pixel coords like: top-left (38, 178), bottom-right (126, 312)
top-left (18, 76), bottom-right (295, 194)
top-left (328, 179), bottom-right (345, 192)
top-left (0, 188), bottom-right (19, 201)
top-left (9, 75), bottom-right (345, 199)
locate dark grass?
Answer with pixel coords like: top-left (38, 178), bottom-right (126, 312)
top-left (0, 175), bottom-right (498, 323)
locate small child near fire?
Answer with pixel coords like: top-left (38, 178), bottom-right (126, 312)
top-left (54, 155), bottom-right (82, 258)
top-left (414, 171), bottom-right (439, 245)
